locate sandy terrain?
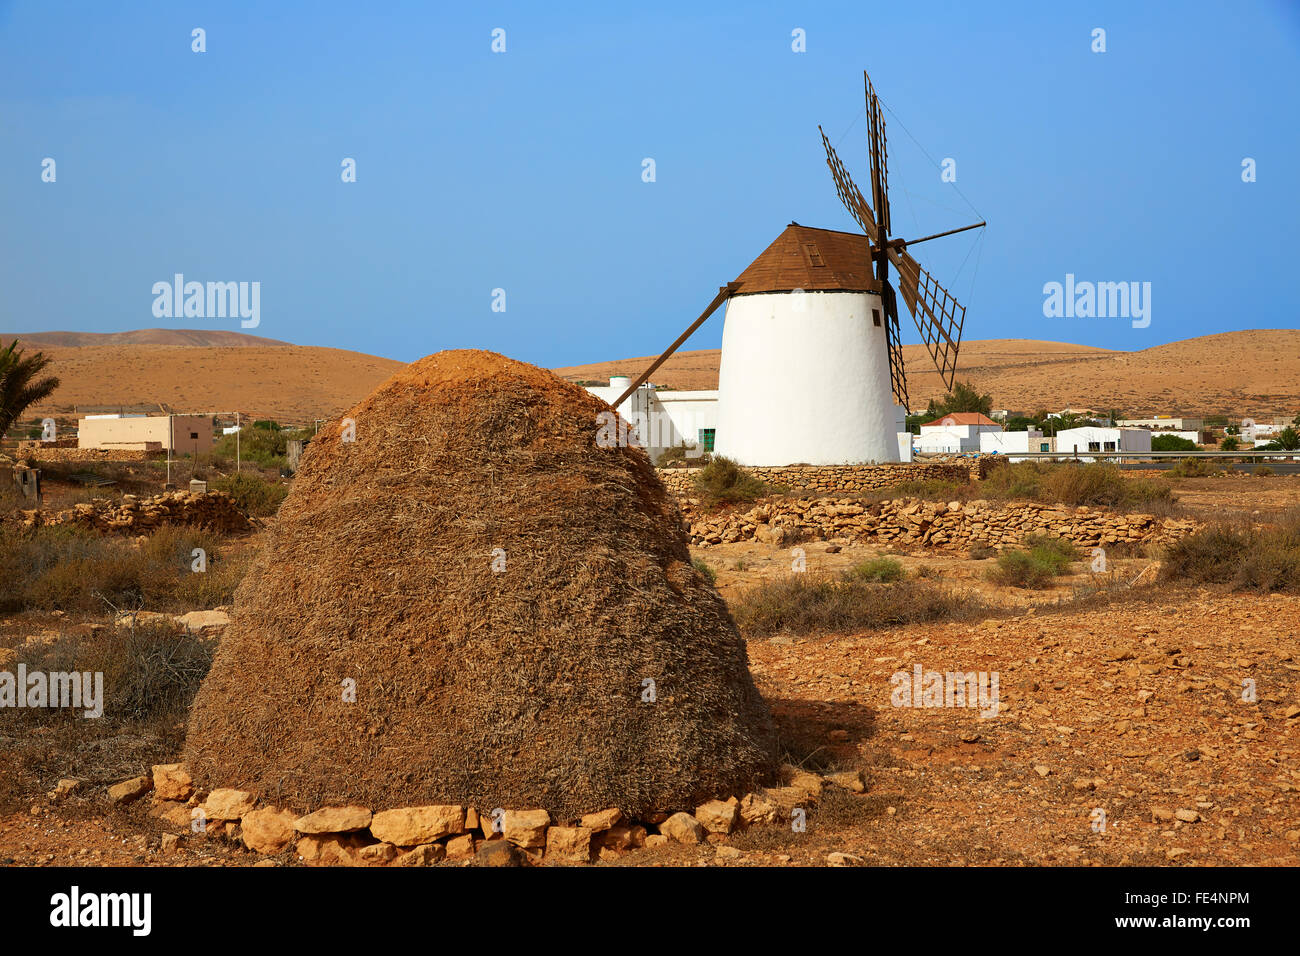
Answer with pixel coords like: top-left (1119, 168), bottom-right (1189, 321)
top-left (1, 471), bottom-right (1295, 867)
top-left (556, 330), bottom-right (1300, 416)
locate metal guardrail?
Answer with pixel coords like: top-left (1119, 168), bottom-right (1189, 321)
top-left (917, 450), bottom-right (1299, 461)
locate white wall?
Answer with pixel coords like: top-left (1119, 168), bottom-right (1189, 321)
top-left (715, 290), bottom-right (899, 465)
top-left (584, 381), bottom-right (720, 462)
top-left (1055, 426), bottom-right (1151, 459)
top-left (918, 421), bottom-right (1001, 454)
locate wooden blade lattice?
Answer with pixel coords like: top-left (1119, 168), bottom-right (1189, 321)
top-left (888, 247), bottom-right (965, 391)
top-left (882, 283), bottom-right (909, 409)
top-left (865, 73), bottom-right (890, 239)
top-left (819, 127), bottom-right (879, 246)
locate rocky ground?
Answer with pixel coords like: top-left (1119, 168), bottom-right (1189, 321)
top-left (1, 477), bottom-right (1297, 867)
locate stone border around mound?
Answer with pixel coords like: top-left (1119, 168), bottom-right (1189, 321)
top-left (96, 763), bottom-right (866, 866)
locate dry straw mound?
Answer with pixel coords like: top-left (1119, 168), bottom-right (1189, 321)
top-left (185, 350), bottom-right (776, 817)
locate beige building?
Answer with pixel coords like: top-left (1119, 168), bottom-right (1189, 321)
top-left (77, 414), bottom-right (213, 455)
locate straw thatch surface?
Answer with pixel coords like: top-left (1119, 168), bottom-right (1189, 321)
top-left (184, 350), bottom-right (777, 817)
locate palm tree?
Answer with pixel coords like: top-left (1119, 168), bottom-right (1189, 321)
top-left (0, 339), bottom-right (61, 439)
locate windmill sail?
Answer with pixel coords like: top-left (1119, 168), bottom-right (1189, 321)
top-left (888, 246), bottom-right (966, 391)
top-left (819, 128), bottom-right (879, 246)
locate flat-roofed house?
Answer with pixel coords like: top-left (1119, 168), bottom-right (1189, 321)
top-left (77, 414), bottom-right (213, 455)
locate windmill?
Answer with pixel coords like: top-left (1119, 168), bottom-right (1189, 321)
top-left (613, 70), bottom-right (985, 465)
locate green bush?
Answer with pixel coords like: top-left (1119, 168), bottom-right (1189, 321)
top-left (211, 472), bottom-right (288, 516)
top-left (1152, 434), bottom-right (1198, 451)
top-left (211, 425), bottom-right (308, 469)
top-left (692, 456), bottom-right (767, 508)
top-left (988, 535), bottom-right (1078, 588)
top-left (843, 557), bottom-right (905, 583)
top-left (732, 574), bottom-right (984, 637)
top-left (692, 557), bottom-right (717, 586)
top-left (1254, 465), bottom-right (1274, 477)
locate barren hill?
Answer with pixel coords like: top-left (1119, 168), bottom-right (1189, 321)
top-left (555, 330), bottom-right (1300, 416)
top-left (25, 343), bottom-right (403, 423)
top-left (2, 329), bottom-right (292, 348)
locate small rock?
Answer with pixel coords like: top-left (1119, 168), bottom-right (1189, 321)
top-left (477, 840), bottom-right (523, 867)
top-left (545, 826), bottom-right (594, 864)
top-left (293, 806), bottom-right (372, 834)
top-left (502, 809), bottom-right (551, 849)
top-left (202, 788), bottom-right (256, 821)
top-left (150, 764), bottom-right (193, 801)
top-left (107, 776), bottom-right (152, 805)
top-left (445, 834), bottom-right (476, 859)
top-left (1175, 809), bottom-right (1201, 823)
top-left (392, 843), bottom-right (445, 867)
top-left (241, 807), bottom-right (298, 854)
top-left (370, 805), bottom-right (465, 846)
top-left (826, 852), bottom-right (865, 867)
top-left (578, 808), bottom-right (623, 832)
top-left (659, 812), bottom-right (705, 845)
top-left (1151, 806), bottom-right (1175, 823)
top-left (694, 799), bottom-right (740, 835)
top-left (826, 770), bottom-right (867, 793)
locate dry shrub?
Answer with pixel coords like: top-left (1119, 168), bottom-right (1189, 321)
top-left (733, 574), bottom-right (985, 637)
top-left (979, 461), bottom-right (1174, 512)
top-left (210, 472), bottom-right (288, 516)
top-left (0, 622), bottom-right (213, 727)
top-left (185, 350), bottom-right (778, 817)
top-left (692, 456), bottom-right (767, 508)
top-left (1160, 509), bottom-right (1300, 591)
top-left (0, 524), bottom-right (246, 613)
top-left (883, 478), bottom-right (971, 500)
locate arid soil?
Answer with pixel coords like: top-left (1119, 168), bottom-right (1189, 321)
top-left (556, 330), bottom-right (1300, 417)
top-left (1, 473), bottom-right (1295, 866)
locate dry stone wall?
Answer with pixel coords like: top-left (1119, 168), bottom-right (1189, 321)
top-left (656, 462), bottom-right (975, 498)
top-left (16, 445), bottom-right (161, 463)
top-left (21, 490), bottom-right (253, 534)
top-left (681, 496), bottom-right (1198, 551)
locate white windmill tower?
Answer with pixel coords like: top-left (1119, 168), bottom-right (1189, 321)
top-left (612, 71), bottom-right (984, 465)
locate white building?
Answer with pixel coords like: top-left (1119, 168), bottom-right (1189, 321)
top-left (1118, 416), bottom-right (1203, 432)
top-left (1240, 419), bottom-right (1284, 444)
top-left (1054, 426), bottom-right (1151, 460)
top-left (916, 413), bottom-right (1003, 454)
top-left (713, 223), bottom-right (904, 466)
top-left (980, 428), bottom-right (1051, 461)
top-left (585, 376), bottom-right (719, 462)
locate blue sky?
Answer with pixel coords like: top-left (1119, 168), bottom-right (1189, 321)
top-left (1, 0), bottom-right (1297, 366)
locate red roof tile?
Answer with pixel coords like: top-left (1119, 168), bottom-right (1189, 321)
top-left (921, 412), bottom-right (1000, 427)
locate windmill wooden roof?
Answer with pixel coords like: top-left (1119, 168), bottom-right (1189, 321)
top-left (732, 223), bottom-right (882, 296)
